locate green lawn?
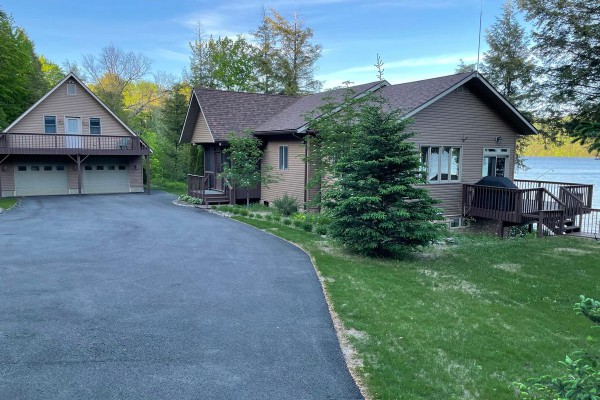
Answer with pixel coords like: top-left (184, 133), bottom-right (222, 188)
top-left (233, 216), bottom-right (600, 399)
top-left (0, 198), bottom-right (17, 210)
top-left (151, 179), bottom-right (187, 196)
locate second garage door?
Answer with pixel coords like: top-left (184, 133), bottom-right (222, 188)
top-left (83, 163), bottom-right (130, 194)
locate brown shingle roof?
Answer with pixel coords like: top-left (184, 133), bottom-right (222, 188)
top-left (378, 72), bottom-right (473, 113)
top-left (253, 81), bottom-right (384, 133)
top-left (194, 89), bottom-right (299, 141)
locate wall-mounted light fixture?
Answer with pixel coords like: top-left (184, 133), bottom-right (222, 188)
top-left (495, 136), bottom-right (503, 143)
top-left (2, 166), bottom-right (7, 171)
top-left (462, 135), bottom-right (469, 142)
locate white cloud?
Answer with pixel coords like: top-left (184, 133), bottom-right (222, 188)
top-left (156, 48), bottom-right (190, 62)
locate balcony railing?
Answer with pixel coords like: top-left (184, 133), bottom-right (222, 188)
top-left (0, 133), bottom-right (150, 155)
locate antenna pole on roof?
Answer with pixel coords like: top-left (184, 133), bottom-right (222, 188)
top-left (476, 0), bottom-right (483, 73)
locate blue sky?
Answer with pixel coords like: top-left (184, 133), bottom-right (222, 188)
top-left (4, 0), bottom-right (510, 89)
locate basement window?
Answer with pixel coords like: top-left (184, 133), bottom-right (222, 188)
top-left (31, 166), bottom-right (40, 171)
top-left (44, 166), bottom-right (53, 171)
top-left (18, 166), bottom-right (26, 171)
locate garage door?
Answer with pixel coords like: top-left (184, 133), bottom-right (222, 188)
top-left (83, 163), bottom-right (130, 194)
top-left (14, 163), bottom-right (69, 196)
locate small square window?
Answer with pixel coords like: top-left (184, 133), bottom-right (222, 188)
top-left (118, 165), bottom-right (126, 170)
top-left (67, 83), bottom-right (76, 95)
top-left (18, 166), bottom-right (27, 171)
top-left (31, 166), bottom-right (40, 171)
top-left (56, 166), bottom-right (65, 171)
top-left (90, 118), bottom-right (101, 135)
top-left (108, 165), bottom-right (115, 171)
top-left (44, 116), bottom-right (57, 134)
top-left (84, 165), bottom-right (93, 171)
top-left (96, 166), bottom-right (104, 171)
top-left (44, 166), bottom-right (53, 171)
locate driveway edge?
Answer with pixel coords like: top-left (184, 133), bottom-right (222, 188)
top-left (229, 217), bottom-right (369, 400)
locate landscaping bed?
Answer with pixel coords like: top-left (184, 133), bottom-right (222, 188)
top-left (0, 198), bottom-right (18, 213)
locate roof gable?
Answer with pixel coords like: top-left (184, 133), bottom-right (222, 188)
top-left (3, 72), bottom-right (139, 137)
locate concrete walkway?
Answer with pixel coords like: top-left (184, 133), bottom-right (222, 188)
top-left (0, 192), bottom-right (362, 399)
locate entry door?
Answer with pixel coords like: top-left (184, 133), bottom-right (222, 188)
top-left (65, 117), bottom-right (81, 148)
top-left (482, 148), bottom-right (510, 177)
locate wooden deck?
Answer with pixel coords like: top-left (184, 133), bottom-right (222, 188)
top-left (0, 133), bottom-right (150, 156)
top-left (463, 179), bottom-right (598, 238)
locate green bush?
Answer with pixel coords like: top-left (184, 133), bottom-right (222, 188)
top-left (292, 219), bottom-right (303, 228)
top-left (273, 194), bottom-right (300, 217)
top-left (265, 214), bottom-right (273, 221)
top-left (315, 225), bottom-right (327, 235)
top-left (249, 213), bottom-right (256, 218)
top-left (282, 219), bottom-right (291, 226)
top-left (239, 209), bottom-right (250, 217)
top-left (178, 195), bottom-right (202, 205)
top-left (256, 214), bottom-right (264, 219)
top-left (272, 214), bottom-right (282, 222)
top-left (301, 222), bottom-right (313, 232)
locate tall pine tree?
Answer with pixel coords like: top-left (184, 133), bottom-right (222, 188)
top-left (322, 96), bottom-right (444, 257)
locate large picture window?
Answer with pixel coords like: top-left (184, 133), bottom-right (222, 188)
top-left (44, 116), bottom-right (57, 134)
top-left (421, 146), bottom-right (461, 183)
top-left (279, 145), bottom-right (288, 170)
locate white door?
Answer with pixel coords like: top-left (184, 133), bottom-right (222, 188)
top-left (65, 117), bottom-right (81, 148)
top-left (83, 163), bottom-right (130, 194)
top-left (14, 164), bottom-right (69, 196)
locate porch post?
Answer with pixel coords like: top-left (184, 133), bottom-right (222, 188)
top-left (77, 154), bottom-right (82, 195)
top-left (146, 154), bottom-right (151, 194)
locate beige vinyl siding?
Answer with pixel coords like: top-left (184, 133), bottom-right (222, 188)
top-left (410, 87), bottom-right (519, 216)
top-left (191, 109), bottom-right (214, 143)
top-left (261, 139), bottom-right (305, 206)
top-left (129, 156), bottom-right (143, 190)
top-left (7, 80), bottom-right (131, 137)
top-left (0, 161), bottom-right (15, 196)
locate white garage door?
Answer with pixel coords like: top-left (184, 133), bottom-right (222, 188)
top-left (83, 163), bottom-right (130, 194)
top-left (14, 163), bottom-right (69, 196)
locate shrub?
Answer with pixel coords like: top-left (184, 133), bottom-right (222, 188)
top-left (265, 214), bottom-right (273, 221)
top-left (292, 219), bottom-right (303, 228)
top-left (239, 209), bottom-right (250, 217)
top-left (272, 214), bottom-right (281, 222)
top-left (273, 194), bottom-right (300, 217)
top-left (282, 219), bottom-right (291, 226)
top-left (301, 222), bottom-right (313, 232)
top-left (249, 213), bottom-right (256, 218)
top-left (315, 225), bottom-right (327, 235)
top-left (256, 214), bottom-right (264, 219)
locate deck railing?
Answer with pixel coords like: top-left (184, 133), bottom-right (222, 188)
top-left (464, 181), bottom-right (596, 238)
top-left (187, 174), bottom-right (207, 204)
top-left (0, 133), bottom-right (149, 155)
top-left (515, 179), bottom-right (594, 208)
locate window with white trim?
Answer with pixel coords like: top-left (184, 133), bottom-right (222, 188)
top-left (279, 145), bottom-right (288, 170)
top-left (44, 116), bottom-right (57, 134)
top-left (421, 146), bottom-right (462, 183)
top-left (482, 148), bottom-right (510, 177)
top-left (89, 118), bottom-right (101, 135)
top-left (67, 83), bottom-right (76, 95)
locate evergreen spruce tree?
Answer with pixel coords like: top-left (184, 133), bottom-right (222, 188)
top-left (323, 97), bottom-right (444, 257)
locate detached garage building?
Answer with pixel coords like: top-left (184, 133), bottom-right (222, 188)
top-left (0, 73), bottom-right (150, 198)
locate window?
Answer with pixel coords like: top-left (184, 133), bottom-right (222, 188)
top-left (421, 146), bottom-right (461, 183)
top-left (89, 118), bottom-right (101, 135)
top-left (279, 145), bottom-right (288, 170)
top-left (56, 166), bottom-right (65, 171)
top-left (96, 166), bottom-right (104, 171)
top-left (44, 166), bottom-right (53, 171)
top-left (482, 148), bottom-right (510, 177)
top-left (31, 166), bottom-right (40, 171)
top-left (18, 166), bottom-right (26, 171)
top-left (67, 83), bottom-right (76, 95)
top-left (44, 116), bottom-right (57, 134)
top-left (108, 165), bottom-right (115, 170)
top-left (84, 165), bottom-right (93, 171)
top-left (118, 165), bottom-right (126, 170)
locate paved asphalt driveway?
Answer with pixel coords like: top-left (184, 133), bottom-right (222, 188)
top-left (0, 192), bottom-right (362, 399)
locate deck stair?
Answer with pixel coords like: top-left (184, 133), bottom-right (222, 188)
top-left (464, 179), bottom-right (597, 238)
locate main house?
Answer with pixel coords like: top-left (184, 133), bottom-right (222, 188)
top-left (0, 73), bottom-right (151, 198)
top-left (180, 72), bottom-right (598, 237)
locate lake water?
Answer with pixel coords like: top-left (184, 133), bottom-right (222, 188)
top-left (516, 156), bottom-right (600, 209)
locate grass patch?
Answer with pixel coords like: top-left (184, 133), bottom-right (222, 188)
top-left (232, 216), bottom-right (600, 399)
top-left (0, 198), bottom-right (17, 210)
top-left (151, 179), bottom-right (187, 196)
